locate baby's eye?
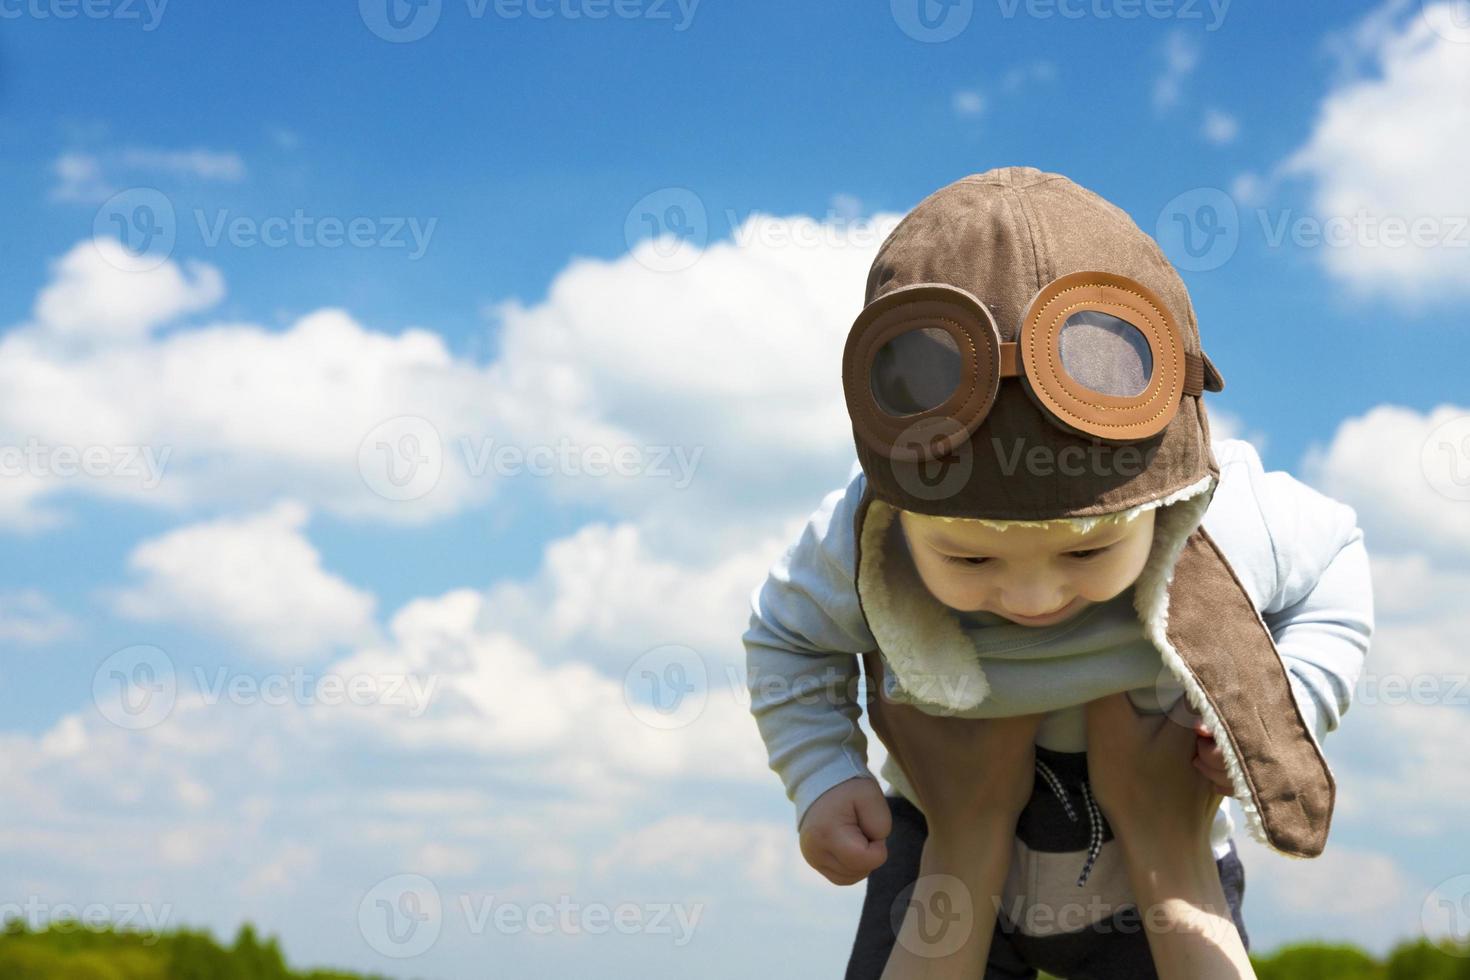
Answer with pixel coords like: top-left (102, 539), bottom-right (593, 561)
top-left (1067, 547), bottom-right (1108, 560)
top-left (942, 555), bottom-right (990, 566)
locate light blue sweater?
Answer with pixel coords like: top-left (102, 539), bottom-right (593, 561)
top-left (742, 438), bottom-right (1375, 859)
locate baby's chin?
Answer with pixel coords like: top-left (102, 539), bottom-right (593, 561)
top-left (987, 595), bottom-right (1094, 627)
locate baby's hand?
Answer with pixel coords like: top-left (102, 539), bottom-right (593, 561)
top-left (799, 776), bottom-right (891, 886)
top-left (1191, 721), bottom-right (1236, 796)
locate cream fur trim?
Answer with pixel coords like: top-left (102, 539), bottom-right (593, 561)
top-left (859, 472), bottom-right (1285, 854)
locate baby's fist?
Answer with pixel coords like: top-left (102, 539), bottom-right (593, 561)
top-left (799, 777), bottom-right (892, 886)
top-left (1192, 721), bottom-right (1236, 797)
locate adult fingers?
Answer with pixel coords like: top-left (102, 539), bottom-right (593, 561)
top-left (1086, 691), bottom-right (1167, 748)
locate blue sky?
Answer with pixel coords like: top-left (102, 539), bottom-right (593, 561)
top-left (2, 0), bottom-right (1470, 976)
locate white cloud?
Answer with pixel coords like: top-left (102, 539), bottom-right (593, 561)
top-left (1230, 170), bottom-right (1270, 207)
top-left (0, 271), bottom-right (494, 529)
top-left (0, 589), bottom-right (74, 645)
top-left (952, 90), bottom-right (985, 116)
top-left (1201, 108), bottom-right (1240, 144)
top-left (0, 512), bottom-right (801, 965)
top-left (592, 814), bottom-right (829, 897)
top-left (475, 520), bottom-right (770, 670)
top-left (952, 61), bottom-right (1054, 119)
top-left (32, 239), bottom-right (225, 343)
top-left (1204, 408), bottom-right (1268, 458)
top-left (49, 153), bottom-right (110, 204)
top-left (1300, 402), bottom-right (1470, 559)
top-left (1153, 30), bottom-right (1200, 111)
top-left (117, 148), bottom-right (246, 182)
top-left (1236, 835), bottom-right (1418, 947)
top-left (4, 211), bottom-right (882, 535)
top-left (1289, 403), bottom-right (1470, 839)
top-left (1002, 59), bottom-right (1056, 92)
top-left (1279, 1), bottom-right (1470, 302)
top-left (106, 500), bottom-right (378, 660)
top-left (325, 577), bottom-right (770, 788)
top-left (49, 146), bottom-right (246, 204)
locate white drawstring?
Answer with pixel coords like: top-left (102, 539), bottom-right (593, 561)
top-left (1035, 758), bottom-right (1104, 888)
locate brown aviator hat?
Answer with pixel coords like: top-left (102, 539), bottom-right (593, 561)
top-left (842, 166), bottom-right (1334, 859)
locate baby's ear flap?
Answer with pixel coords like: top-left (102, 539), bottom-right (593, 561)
top-left (1201, 352), bottom-right (1226, 392)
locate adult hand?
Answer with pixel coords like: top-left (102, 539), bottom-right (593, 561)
top-left (1083, 692), bottom-right (1223, 854)
top-left (1083, 692), bottom-right (1256, 980)
top-left (862, 651), bottom-right (1044, 837)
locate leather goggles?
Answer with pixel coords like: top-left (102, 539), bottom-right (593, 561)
top-left (843, 271), bottom-right (1225, 463)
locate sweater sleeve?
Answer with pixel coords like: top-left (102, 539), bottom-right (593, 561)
top-left (1256, 466), bottom-right (1376, 749)
top-left (743, 461), bottom-right (880, 832)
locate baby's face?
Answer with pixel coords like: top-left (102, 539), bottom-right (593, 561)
top-left (897, 508), bottom-right (1156, 627)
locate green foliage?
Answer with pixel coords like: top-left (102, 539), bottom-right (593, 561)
top-left (0, 919), bottom-right (391, 980)
top-left (1251, 941), bottom-right (1382, 980)
top-left (5, 915), bottom-right (1470, 978)
top-left (1250, 937), bottom-right (1470, 980)
top-left (1034, 935), bottom-right (1470, 980)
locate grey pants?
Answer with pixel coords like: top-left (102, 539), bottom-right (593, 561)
top-left (844, 749), bottom-right (1248, 979)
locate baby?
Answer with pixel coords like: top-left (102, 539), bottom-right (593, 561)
top-left (742, 167), bottom-right (1375, 978)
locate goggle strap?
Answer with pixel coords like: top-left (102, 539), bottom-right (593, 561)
top-left (998, 341), bottom-right (1020, 379)
top-left (1183, 351), bottom-right (1205, 397)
